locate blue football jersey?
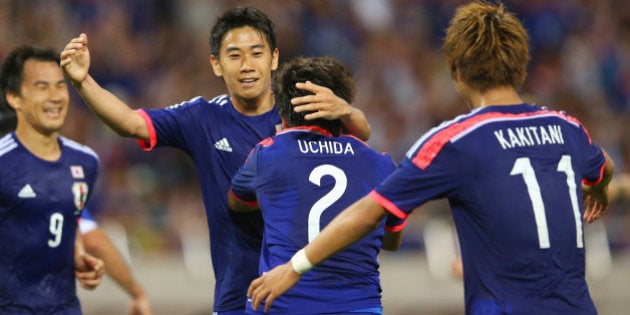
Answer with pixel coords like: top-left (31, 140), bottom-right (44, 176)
top-left (138, 95), bottom-right (281, 312)
top-left (231, 126), bottom-right (396, 313)
top-left (0, 133), bottom-right (99, 314)
top-left (372, 104), bottom-right (604, 315)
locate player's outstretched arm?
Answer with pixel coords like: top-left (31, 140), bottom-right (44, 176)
top-left (60, 33), bottom-right (149, 141)
top-left (583, 149), bottom-right (615, 223)
top-left (292, 81), bottom-right (371, 141)
top-left (248, 196), bottom-right (387, 312)
top-left (83, 227), bottom-right (153, 315)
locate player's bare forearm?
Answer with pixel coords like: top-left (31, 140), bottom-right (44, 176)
top-left (84, 228), bottom-right (147, 300)
top-left (61, 33), bottom-right (149, 140)
top-left (248, 196), bottom-right (387, 311)
top-left (73, 75), bottom-right (149, 140)
top-left (339, 106), bottom-right (371, 141)
top-left (305, 196), bottom-right (386, 264)
top-left (75, 230), bottom-right (106, 290)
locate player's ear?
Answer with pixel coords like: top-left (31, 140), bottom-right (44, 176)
top-left (5, 92), bottom-right (21, 110)
top-left (270, 48), bottom-right (279, 71)
top-left (210, 55), bottom-right (222, 77)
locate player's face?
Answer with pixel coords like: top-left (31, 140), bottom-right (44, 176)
top-left (10, 60), bottom-right (69, 135)
top-left (211, 26), bottom-right (279, 107)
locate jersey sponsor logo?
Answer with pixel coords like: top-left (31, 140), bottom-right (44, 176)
top-left (72, 182), bottom-right (89, 211)
top-left (18, 184), bottom-right (36, 198)
top-left (70, 165), bottom-right (85, 179)
top-left (214, 138), bottom-right (233, 152)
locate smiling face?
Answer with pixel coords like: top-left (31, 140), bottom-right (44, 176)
top-left (7, 60), bottom-right (69, 136)
top-left (210, 26), bottom-right (279, 113)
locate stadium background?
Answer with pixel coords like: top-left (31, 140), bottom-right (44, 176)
top-left (1, 0), bottom-right (629, 314)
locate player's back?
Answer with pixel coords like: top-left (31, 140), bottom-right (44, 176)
top-left (428, 104), bottom-right (601, 314)
top-left (252, 127), bottom-right (395, 312)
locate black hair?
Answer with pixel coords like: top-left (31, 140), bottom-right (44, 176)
top-left (0, 45), bottom-right (60, 135)
top-left (274, 56), bottom-right (355, 136)
top-left (209, 6), bottom-right (277, 58)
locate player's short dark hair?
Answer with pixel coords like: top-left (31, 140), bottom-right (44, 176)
top-left (209, 6), bottom-right (277, 58)
top-left (274, 56), bottom-right (355, 136)
top-left (0, 45), bottom-right (60, 135)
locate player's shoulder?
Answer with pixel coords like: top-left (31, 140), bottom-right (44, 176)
top-left (0, 133), bottom-right (18, 159)
top-left (344, 135), bottom-right (395, 164)
top-left (59, 136), bottom-right (99, 162)
top-left (164, 94), bottom-right (229, 112)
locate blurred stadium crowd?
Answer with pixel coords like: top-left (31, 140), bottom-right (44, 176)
top-left (1, 0), bottom-right (629, 258)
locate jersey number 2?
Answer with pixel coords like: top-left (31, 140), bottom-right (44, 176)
top-left (308, 164), bottom-right (347, 242)
top-left (510, 155), bottom-right (583, 249)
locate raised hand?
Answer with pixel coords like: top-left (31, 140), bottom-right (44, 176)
top-left (60, 33), bottom-right (90, 85)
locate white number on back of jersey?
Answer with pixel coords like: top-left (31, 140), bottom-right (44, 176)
top-left (510, 155), bottom-right (582, 249)
top-left (48, 212), bottom-right (64, 248)
top-left (308, 164), bottom-right (347, 242)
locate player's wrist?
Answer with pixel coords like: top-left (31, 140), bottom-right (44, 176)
top-left (291, 248), bottom-right (314, 275)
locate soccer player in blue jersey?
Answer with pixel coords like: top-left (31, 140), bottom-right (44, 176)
top-left (80, 209), bottom-right (153, 315)
top-left (60, 6), bottom-right (371, 314)
top-left (228, 56), bottom-right (400, 314)
top-left (247, 2), bottom-right (615, 314)
top-left (0, 45), bottom-right (105, 314)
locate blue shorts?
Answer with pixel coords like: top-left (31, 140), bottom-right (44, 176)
top-left (245, 305), bottom-right (382, 314)
top-left (214, 309), bottom-right (246, 315)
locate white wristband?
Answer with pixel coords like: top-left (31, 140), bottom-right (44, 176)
top-left (291, 249), bottom-right (314, 275)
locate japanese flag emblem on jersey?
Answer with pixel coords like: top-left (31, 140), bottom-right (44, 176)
top-left (70, 165), bottom-right (85, 179)
top-left (72, 182), bottom-right (89, 211)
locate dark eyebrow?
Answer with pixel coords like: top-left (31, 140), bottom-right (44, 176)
top-left (33, 79), bottom-right (67, 86)
top-left (225, 44), bottom-right (266, 53)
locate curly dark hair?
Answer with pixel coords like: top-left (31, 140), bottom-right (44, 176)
top-left (274, 56), bottom-right (355, 136)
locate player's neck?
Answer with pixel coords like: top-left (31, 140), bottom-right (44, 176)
top-left (231, 92), bottom-right (275, 116)
top-left (468, 86), bottom-right (523, 109)
top-left (15, 126), bottom-right (61, 161)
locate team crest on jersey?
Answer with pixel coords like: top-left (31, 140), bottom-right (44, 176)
top-left (70, 165), bottom-right (85, 179)
top-left (72, 182), bottom-right (89, 211)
